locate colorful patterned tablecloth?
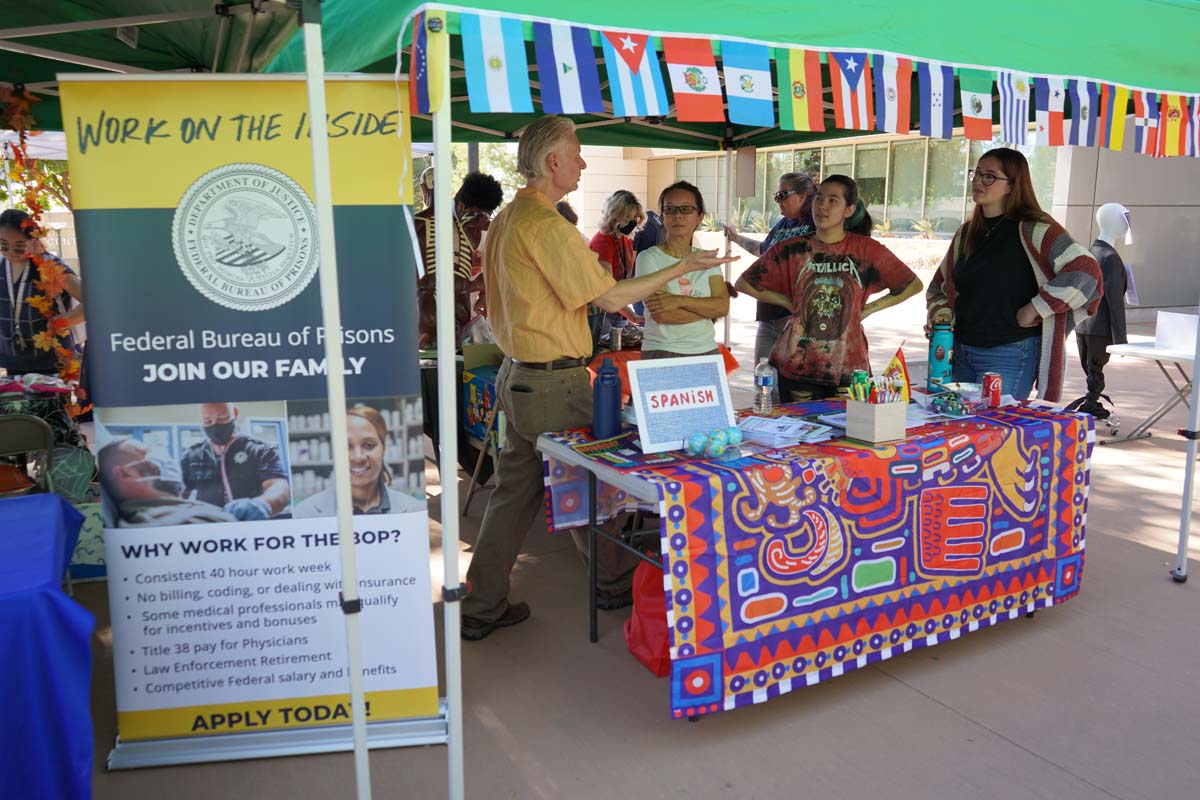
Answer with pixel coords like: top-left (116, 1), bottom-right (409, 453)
top-left (542, 402), bottom-right (1094, 719)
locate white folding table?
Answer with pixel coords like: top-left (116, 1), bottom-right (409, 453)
top-left (1102, 312), bottom-right (1196, 446)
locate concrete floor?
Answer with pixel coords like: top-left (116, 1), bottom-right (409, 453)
top-left (86, 285), bottom-right (1200, 799)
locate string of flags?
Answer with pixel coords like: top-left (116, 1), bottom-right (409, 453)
top-left (408, 9), bottom-right (1200, 157)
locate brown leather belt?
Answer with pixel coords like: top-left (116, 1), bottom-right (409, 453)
top-left (510, 357), bottom-right (589, 371)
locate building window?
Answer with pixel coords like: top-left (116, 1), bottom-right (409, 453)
top-left (967, 136), bottom-right (1057, 219)
top-left (794, 149), bottom-right (821, 182)
top-left (823, 145), bottom-right (854, 180)
top-left (925, 137), bottom-right (969, 234)
top-left (853, 144), bottom-right (888, 226)
top-left (675, 157), bottom-right (696, 185)
top-left (695, 155), bottom-right (719, 224)
top-left (888, 140), bottom-right (926, 235)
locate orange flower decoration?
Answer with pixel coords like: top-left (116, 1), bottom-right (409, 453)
top-left (48, 316), bottom-right (72, 333)
top-left (33, 260), bottom-right (68, 298)
top-left (55, 346), bottom-right (75, 361)
top-left (25, 294), bottom-right (53, 315)
top-left (31, 330), bottom-right (58, 351)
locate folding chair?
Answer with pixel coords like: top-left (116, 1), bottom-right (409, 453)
top-left (0, 413), bottom-right (55, 497)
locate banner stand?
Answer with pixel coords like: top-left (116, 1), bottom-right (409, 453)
top-left (108, 702), bottom-right (448, 770)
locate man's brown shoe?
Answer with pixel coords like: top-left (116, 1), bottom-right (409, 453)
top-left (461, 602), bottom-right (531, 641)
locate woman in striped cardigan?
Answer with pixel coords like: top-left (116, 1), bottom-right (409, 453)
top-left (926, 148), bottom-right (1101, 401)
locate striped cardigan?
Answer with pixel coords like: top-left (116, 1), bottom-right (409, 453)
top-left (926, 220), bottom-right (1102, 402)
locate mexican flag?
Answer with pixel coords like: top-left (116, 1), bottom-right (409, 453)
top-left (959, 68), bottom-right (996, 140)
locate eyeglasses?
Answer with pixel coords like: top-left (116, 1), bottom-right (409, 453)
top-left (968, 169), bottom-right (1010, 187)
top-left (662, 205), bottom-right (699, 217)
top-left (773, 189), bottom-right (802, 203)
top-left (0, 241), bottom-right (30, 255)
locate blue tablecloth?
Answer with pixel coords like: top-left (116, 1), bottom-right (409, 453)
top-left (0, 494), bottom-right (93, 800)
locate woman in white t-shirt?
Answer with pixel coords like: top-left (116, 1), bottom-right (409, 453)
top-left (636, 181), bottom-right (730, 359)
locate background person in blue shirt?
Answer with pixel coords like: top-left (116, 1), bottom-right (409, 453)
top-left (180, 402), bottom-right (290, 520)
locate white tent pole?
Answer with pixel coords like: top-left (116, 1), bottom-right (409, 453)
top-left (1171, 294), bottom-right (1200, 582)
top-left (431, 34), bottom-right (467, 800)
top-left (299, 6), bottom-right (372, 798)
top-left (723, 146), bottom-right (734, 349)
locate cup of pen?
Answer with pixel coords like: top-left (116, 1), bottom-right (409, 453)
top-left (845, 373), bottom-right (907, 445)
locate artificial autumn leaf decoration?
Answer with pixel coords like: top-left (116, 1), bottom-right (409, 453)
top-left (1, 84), bottom-right (88, 414)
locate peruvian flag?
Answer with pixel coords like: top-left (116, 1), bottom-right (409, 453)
top-left (828, 51), bottom-right (874, 130)
top-left (1034, 77), bottom-right (1066, 146)
top-left (959, 68), bottom-right (995, 141)
top-left (662, 37), bottom-right (724, 122)
top-left (873, 55), bottom-right (912, 134)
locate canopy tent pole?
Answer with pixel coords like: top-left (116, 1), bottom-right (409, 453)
top-left (430, 24), bottom-right (468, 800)
top-left (1170, 294), bottom-right (1200, 582)
top-left (299, 3), bottom-right (373, 798)
top-left (723, 145), bottom-right (734, 349)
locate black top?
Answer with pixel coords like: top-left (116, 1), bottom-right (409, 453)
top-left (952, 216), bottom-right (1041, 347)
top-left (0, 255), bottom-right (77, 375)
top-left (1076, 240), bottom-right (1127, 343)
top-left (180, 436), bottom-right (287, 509)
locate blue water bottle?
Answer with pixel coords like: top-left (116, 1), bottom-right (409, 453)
top-left (927, 323), bottom-right (954, 392)
top-left (592, 358), bottom-right (621, 439)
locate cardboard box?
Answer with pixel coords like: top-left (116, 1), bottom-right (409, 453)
top-left (462, 344), bottom-right (502, 441)
top-left (845, 400), bottom-right (907, 445)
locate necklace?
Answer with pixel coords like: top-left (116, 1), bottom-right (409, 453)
top-left (982, 216), bottom-right (1007, 238)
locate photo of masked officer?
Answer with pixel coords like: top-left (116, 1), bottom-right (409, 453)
top-left (98, 438), bottom-right (236, 527)
top-left (179, 402), bottom-right (291, 520)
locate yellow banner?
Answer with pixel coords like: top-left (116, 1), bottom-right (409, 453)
top-left (60, 77), bottom-right (412, 209)
top-left (117, 687), bottom-right (439, 741)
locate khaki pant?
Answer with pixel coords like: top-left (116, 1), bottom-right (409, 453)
top-left (462, 359), bottom-right (640, 623)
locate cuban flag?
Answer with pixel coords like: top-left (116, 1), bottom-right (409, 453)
top-left (533, 22), bottom-right (604, 114)
top-left (917, 60), bottom-right (954, 139)
top-left (1133, 90), bottom-right (1161, 156)
top-left (460, 12), bottom-right (534, 113)
top-left (873, 55), bottom-right (912, 134)
top-left (998, 71), bottom-right (1030, 145)
top-left (1033, 77), bottom-right (1066, 146)
top-left (1067, 79), bottom-right (1099, 147)
top-left (828, 51), bottom-right (874, 130)
top-left (721, 41), bottom-right (774, 127)
top-left (601, 31), bottom-right (669, 118)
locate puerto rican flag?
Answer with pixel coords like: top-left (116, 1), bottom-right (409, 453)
top-left (1033, 77), bottom-right (1066, 146)
top-left (828, 51), bottom-right (874, 130)
top-left (917, 60), bottom-right (954, 139)
top-left (1133, 90), bottom-right (1161, 156)
top-left (662, 37), bottom-right (724, 122)
top-left (601, 31), bottom-right (669, 118)
top-left (873, 55), bottom-right (912, 134)
top-left (532, 21), bottom-right (604, 114)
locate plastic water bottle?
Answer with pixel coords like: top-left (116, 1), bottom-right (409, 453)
top-left (592, 358), bottom-right (621, 439)
top-left (927, 324), bottom-right (954, 392)
top-left (753, 358), bottom-right (774, 414)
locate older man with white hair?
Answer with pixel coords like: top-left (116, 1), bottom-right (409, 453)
top-left (461, 115), bottom-right (736, 641)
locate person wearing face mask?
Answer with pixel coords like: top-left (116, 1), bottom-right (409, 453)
top-left (1, 209), bottom-right (85, 377)
top-left (293, 405), bottom-right (423, 518)
top-left (414, 170), bottom-right (504, 348)
top-left (179, 402), bottom-right (290, 521)
top-left (98, 438), bottom-right (235, 527)
top-left (589, 189), bottom-right (646, 338)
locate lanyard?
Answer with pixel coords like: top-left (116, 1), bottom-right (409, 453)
top-left (4, 258), bottom-right (31, 320)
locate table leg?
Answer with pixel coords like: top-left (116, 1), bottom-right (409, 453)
top-left (1099, 361), bottom-right (1192, 446)
top-left (588, 472), bottom-right (598, 644)
top-left (463, 408), bottom-right (499, 515)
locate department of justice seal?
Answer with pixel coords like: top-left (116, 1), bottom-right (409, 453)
top-left (172, 163), bottom-right (319, 312)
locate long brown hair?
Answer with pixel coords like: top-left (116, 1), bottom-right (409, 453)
top-left (347, 405), bottom-right (392, 486)
top-left (962, 148), bottom-right (1054, 258)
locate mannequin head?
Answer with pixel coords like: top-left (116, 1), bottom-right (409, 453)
top-left (1096, 203), bottom-right (1132, 246)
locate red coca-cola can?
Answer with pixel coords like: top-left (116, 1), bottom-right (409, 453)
top-left (982, 372), bottom-right (1002, 407)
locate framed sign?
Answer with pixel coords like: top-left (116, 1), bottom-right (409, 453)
top-left (626, 355), bottom-right (735, 454)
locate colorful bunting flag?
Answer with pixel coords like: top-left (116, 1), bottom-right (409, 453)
top-left (532, 21), bottom-right (604, 115)
top-left (917, 60), bottom-right (955, 139)
top-left (408, 9), bottom-right (448, 115)
top-left (873, 55), bottom-right (912, 134)
top-left (998, 71), bottom-right (1030, 145)
top-left (828, 51), bottom-right (874, 131)
top-left (1188, 96), bottom-right (1200, 157)
top-left (1096, 83), bottom-right (1129, 150)
top-left (662, 38), bottom-right (724, 122)
top-left (721, 41), bottom-right (775, 127)
top-left (959, 69), bottom-right (995, 141)
top-left (1159, 93), bottom-right (1189, 157)
top-left (1033, 77), bottom-right (1066, 146)
top-left (1067, 79), bottom-right (1099, 147)
top-left (460, 13), bottom-right (534, 114)
top-left (1133, 90), bottom-right (1161, 156)
top-left (600, 31), bottom-right (669, 118)
top-left (776, 48), bottom-right (824, 132)
top-left (881, 346), bottom-right (911, 403)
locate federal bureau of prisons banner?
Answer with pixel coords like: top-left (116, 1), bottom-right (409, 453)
top-left (60, 76), bottom-right (439, 746)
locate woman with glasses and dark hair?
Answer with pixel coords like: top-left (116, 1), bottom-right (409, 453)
top-left (0, 209), bottom-right (84, 377)
top-left (926, 148), bottom-right (1101, 400)
top-left (636, 181), bottom-right (730, 359)
top-left (736, 175), bottom-right (922, 400)
top-left (724, 172), bottom-right (816, 396)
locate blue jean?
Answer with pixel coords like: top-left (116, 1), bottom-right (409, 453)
top-left (952, 336), bottom-right (1041, 400)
